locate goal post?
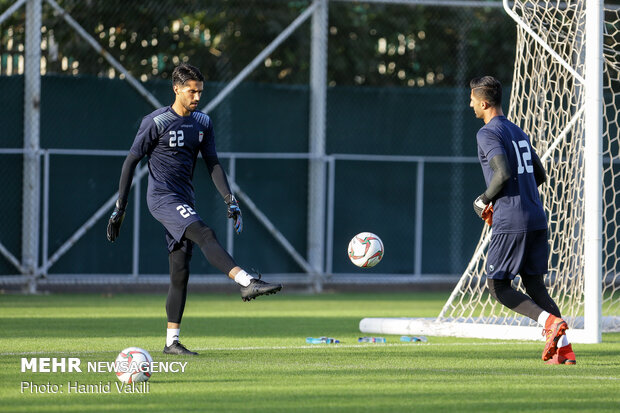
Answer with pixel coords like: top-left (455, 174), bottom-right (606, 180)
top-left (583, 0), bottom-right (603, 344)
top-left (360, 0), bottom-right (619, 344)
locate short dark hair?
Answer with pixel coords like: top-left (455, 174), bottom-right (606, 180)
top-left (470, 76), bottom-right (502, 107)
top-left (172, 63), bottom-right (204, 86)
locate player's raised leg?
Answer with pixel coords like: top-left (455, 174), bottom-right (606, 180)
top-left (183, 221), bottom-right (282, 301)
top-left (231, 267), bottom-right (283, 302)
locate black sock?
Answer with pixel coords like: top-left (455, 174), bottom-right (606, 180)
top-left (166, 247), bottom-right (190, 324)
top-left (487, 278), bottom-right (543, 321)
top-left (184, 221), bottom-right (236, 274)
top-left (521, 274), bottom-right (561, 318)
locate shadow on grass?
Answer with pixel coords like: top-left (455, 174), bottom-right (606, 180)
top-left (0, 316), bottom-right (363, 339)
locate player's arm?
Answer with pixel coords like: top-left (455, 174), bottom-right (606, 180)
top-left (473, 154), bottom-right (510, 221)
top-left (203, 153), bottom-right (243, 234)
top-left (482, 154), bottom-right (511, 201)
top-left (117, 153), bottom-right (141, 208)
top-left (203, 155), bottom-right (232, 199)
top-left (201, 119), bottom-right (243, 234)
top-left (107, 116), bottom-right (154, 242)
top-left (531, 151), bottom-right (546, 187)
top-left (106, 153), bottom-right (141, 242)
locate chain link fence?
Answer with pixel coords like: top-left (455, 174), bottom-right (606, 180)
top-left (0, 0), bottom-right (518, 290)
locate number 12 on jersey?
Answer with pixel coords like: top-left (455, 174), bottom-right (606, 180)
top-left (512, 140), bottom-right (533, 174)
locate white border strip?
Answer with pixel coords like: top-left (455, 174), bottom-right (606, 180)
top-left (359, 317), bottom-right (613, 343)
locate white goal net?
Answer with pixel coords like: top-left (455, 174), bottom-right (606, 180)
top-left (361, 0), bottom-right (620, 343)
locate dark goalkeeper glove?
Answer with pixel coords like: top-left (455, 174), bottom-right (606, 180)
top-left (473, 193), bottom-right (493, 226)
top-left (106, 200), bottom-right (126, 242)
top-left (225, 194), bottom-right (243, 234)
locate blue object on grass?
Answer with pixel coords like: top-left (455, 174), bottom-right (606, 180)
top-left (306, 337), bottom-right (340, 344)
top-left (400, 336), bottom-right (428, 342)
top-left (358, 336), bottom-right (386, 343)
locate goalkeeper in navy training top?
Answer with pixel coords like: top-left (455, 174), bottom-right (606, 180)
top-left (106, 63), bottom-right (282, 356)
top-left (469, 76), bottom-right (575, 365)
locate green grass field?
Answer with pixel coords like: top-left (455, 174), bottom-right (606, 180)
top-left (1, 292), bottom-right (619, 412)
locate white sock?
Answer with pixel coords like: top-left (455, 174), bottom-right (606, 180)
top-left (167, 328), bottom-right (180, 347)
top-left (558, 334), bottom-right (569, 348)
top-left (537, 311), bottom-right (551, 327)
top-left (234, 270), bottom-right (254, 287)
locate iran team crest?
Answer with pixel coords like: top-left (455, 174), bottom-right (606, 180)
top-left (199, 131), bottom-right (204, 142)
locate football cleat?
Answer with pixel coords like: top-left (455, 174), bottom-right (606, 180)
top-left (163, 340), bottom-right (198, 356)
top-left (545, 344), bottom-right (576, 365)
top-left (541, 315), bottom-right (568, 361)
top-left (240, 276), bottom-right (282, 302)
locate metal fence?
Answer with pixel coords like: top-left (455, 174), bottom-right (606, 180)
top-left (0, 0), bottom-right (517, 291)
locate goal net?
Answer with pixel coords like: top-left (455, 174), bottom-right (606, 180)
top-left (360, 0), bottom-right (620, 343)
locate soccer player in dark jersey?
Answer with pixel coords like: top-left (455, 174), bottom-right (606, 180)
top-left (106, 63), bottom-right (282, 356)
top-left (469, 76), bottom-right (575, 364)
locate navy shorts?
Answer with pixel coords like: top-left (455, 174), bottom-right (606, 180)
top-left (148, 196), bottom-right (202, 253)
top-left (486, 229), bottom-right (548, 280)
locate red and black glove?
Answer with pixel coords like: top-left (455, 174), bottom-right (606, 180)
top-left (473, 194), bottom-right (493, 226)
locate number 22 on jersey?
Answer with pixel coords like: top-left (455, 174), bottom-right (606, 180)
top-left (169, 130), bottom-right (185, 147)
top-left (177, 204), bottom-right (196, 218)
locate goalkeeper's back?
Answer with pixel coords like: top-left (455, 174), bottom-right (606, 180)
top-left (476, 115), bottom-right (547, 234)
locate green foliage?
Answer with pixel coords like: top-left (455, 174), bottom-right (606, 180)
top-left (1, 0), bottom-right (516, 86)
top-left (327, 3), bottom-right (515, 86)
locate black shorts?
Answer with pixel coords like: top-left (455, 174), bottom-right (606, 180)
top-left (148, 196), bottom-right (202, 253)
top-left (486, 229), bottom-right (548, 280)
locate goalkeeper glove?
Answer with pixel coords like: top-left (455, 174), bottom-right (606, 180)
top-left (481, 203), bottom-right (493, 226)
top-left (106, 200), bottom-right (126, 242)
top-left (473, 193), bottom-right (493, 226)
top-left (225, 194), bottom-right (243, 234)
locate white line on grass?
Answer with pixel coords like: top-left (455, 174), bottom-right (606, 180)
top-left (196, 341), bottom-right (534, 351)
top-left (0, 341), bottom-right (543, 356)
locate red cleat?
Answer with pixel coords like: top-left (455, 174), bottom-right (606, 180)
top-left (541, 315), bottom-right (568, 361)
top-left (545, 344), bottom-right (576, 365)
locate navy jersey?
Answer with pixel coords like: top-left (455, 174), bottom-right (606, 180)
top-left (129, 106), bottom-right (217, 210)
top-left (476, 116), bottom-right (547, 234)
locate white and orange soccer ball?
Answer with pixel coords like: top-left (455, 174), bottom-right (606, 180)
top-left (115, 347), bottom-right (153, 384)
top-left (348, 232), bottom-right (384, 268)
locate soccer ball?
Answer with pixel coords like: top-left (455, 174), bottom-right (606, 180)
top-left (348, 232), bottom-right (384, 268)
top-left (115, 347), bottom-right (153, 384)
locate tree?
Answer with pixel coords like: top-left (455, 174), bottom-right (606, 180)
top-left (0, 0), bottom-right (516, 86)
